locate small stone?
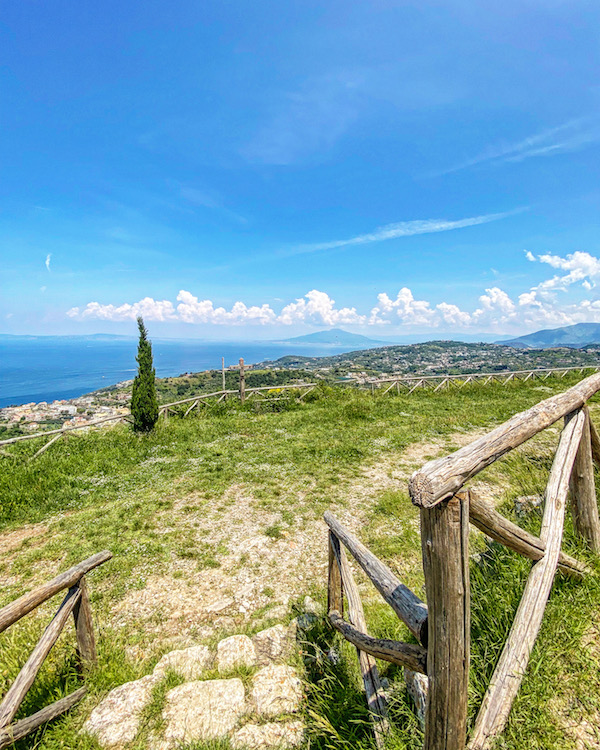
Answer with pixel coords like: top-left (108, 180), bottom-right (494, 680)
top-left (206, 596), bottom-right (235, 613)
top-left (302, 595), bottom-right (323, 615)
top-left (251, 665), bottom-right (303, 718)
top-left (217, 634), bottom-right (257, 672)
top-left (153, 645), bottom-right (214, 680)
top-left (231, 721), bottom-right (304, 749)
top-left (514, 495), bottom-right (543, 517)
top-left (162, 679), bottom-right (246, 746)
top-left (263, 604), bottom-right (289, 622)
top-left (82, 674), bottom-right (158, 748)
top-left (253, 625), bottom-right (293, 665)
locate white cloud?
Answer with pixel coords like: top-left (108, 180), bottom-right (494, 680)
top-left (278, 290), bottom-right (365, 326)
top-left (67, 289), bottom-right (365, 327)
top-left (176, 291), bottom-right (277, 325)
top-left (436, 302), bottom-right (471, 327)
top-left (297, 210), bottom-right (520, 255)
top-left (370, 288), bottom-right (436, 326)
top-left (67, 297), bottom-right (177, 322)
top-left (526, 250), bottom-right (600, 296)
top-left (65, 250), bottom-right (600, 333)
top-left (437, 117), bottom-right (600, 175)
top-left (45, 254), bottom-right (52, 271)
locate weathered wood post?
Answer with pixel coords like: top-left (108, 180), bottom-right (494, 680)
top-left (239, 358), bottom-right (246, 404)
top-left (420, 494), bottom-right (470, 750)
top-left (222, 357), bottom-right (226, 392)
top-left (72, 577), bottom-right (97, 667)
top-left (568, 407), bottom-right (600, 552)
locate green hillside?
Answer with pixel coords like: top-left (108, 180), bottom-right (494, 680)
top-left (1, 376), bottom-right (599, 750)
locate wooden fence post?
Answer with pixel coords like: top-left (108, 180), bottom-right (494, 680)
top-left (568, 407), bottom-right (600, 552)
top-left (73, 577), bottom-right (97, 667)
top-left (421, 494), bottom-right (470, 750)
top-left (239, 358), bottom-right (245, 404)
top-left (222, 357), bottom-right (226, 391)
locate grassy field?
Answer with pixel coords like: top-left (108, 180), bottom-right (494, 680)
top-left (0, 376), bottom-right (599, 749)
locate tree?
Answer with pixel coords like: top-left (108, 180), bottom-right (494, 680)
top-left (131, 316), bottom-right (159, 432)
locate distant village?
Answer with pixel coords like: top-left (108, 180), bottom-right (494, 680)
top-left (0, 387), bottom-right (131, 435)
top-left (3, 340), bottom-right (600, 438)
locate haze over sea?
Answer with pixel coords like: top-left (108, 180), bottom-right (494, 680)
top-left (0, 337), bottom-right (371, 408)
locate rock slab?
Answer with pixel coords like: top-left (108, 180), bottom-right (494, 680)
top-left (253, 625), bottom-right (293, 666)
top-left (82, 674), bottom-right (158, 748)
top-left (251, 665), bottom-right (302, 718)
top-left (162, 678), bottom-right (246, 746)
top-left (231, 721), bottom-right (304, 749)
top-left (217, 634), bottom-right (257, 671)
top-left (153, 644), bottom-right (214, 680)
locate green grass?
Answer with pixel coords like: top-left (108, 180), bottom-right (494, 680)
top-left (1, 375), bottom-right (600, 749)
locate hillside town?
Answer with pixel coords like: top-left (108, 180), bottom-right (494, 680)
top-left (0, 391), bottom-right (130, 435)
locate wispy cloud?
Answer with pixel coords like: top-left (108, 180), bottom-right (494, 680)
top-left (435, 117), bottom-right (600, 176)
top-left (288, 209), bottom-right (522, 256)
top-left (45, 253), bottom-right (52, 271)
top-left (241, 71), bottom-right (364, 165)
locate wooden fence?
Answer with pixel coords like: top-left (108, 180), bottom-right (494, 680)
top-left (325, 371), bottom-right (600, 749)
top-left (1, 364), bottom-right (597, 458)
top-left (370, 365), bottom-right (600, 395)
top-left (0, 358), bottom-right (316, 458)
top-left (0, 551), bottom-right (111, 748)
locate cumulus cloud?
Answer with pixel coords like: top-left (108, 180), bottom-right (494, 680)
top-left (370, 288), bottom-right (435, 326)
top-left (67, 290), bottom-right (364, 327)
top-left (524, 250), bottom-right (600, 300)
top-left (176, 290), bottom-right (277, 325)
top-left (278, 290), bottom-right (365, 326)
top-left (65, 250), bottom-right (600, 332)
top-left (67, 297), bottom-right (177, 322)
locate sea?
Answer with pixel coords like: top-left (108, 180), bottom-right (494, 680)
top-left (0, 337), bottom-right (369, 408)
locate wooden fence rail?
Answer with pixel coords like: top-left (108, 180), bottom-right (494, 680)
top-left (324, 370), bottom-right (600, 749)
top-left (0, 551), bottom-right (112, 748)
top-left (370, 365), bottom-right (600, 395)
top-left (3, 364), bottom-right (597, 457)
top-left (0, 380), bottom-right (317, 454)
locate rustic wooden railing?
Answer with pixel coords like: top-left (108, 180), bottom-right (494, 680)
top-left (325, 371), bottom-right (600, 749)
top-left (0, 369), bottom-right (316, 457)
top-left (0, 551), bottom-right (112, 748)
top-left (159, 382), bottom-right (317, 417)
top-left (370, 365), bottom-right (600, 395)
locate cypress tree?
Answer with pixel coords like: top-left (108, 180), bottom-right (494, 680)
top-left (131, 316), bottom-right (159, 432)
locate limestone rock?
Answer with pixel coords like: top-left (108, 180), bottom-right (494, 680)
top-left (162, 679), bottom-right (246, 746)
top-left (217, 634), bottom-right (257, 672)
top-left (250, 665), bottom-right (302, 718)
top-left (253, 625), bottom-right (293, 665)
top-left (153, 645), bottom-right (214, 680)
top-left (514, 494), bottom-right (543, 516)
top-left (302, 595), bottom-right (323, 615)
top-left (82, 674), bottom-right (158, 748)
top-left (231, 721), bottom-right (304, 749)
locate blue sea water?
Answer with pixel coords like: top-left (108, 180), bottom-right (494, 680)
top-left (0, 338), bottom-right (368, 408)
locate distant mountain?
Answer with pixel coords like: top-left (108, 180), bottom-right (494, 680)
top-left (503, 323), bottom-right (600, 349)
top-left (281, 328), bottom-right (388, 346)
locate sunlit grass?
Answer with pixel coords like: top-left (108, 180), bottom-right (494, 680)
top-left (1, 374), bottom-right (599, 749)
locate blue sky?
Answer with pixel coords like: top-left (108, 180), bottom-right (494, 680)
top-left (2, 0), bottom-right (600, 338)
